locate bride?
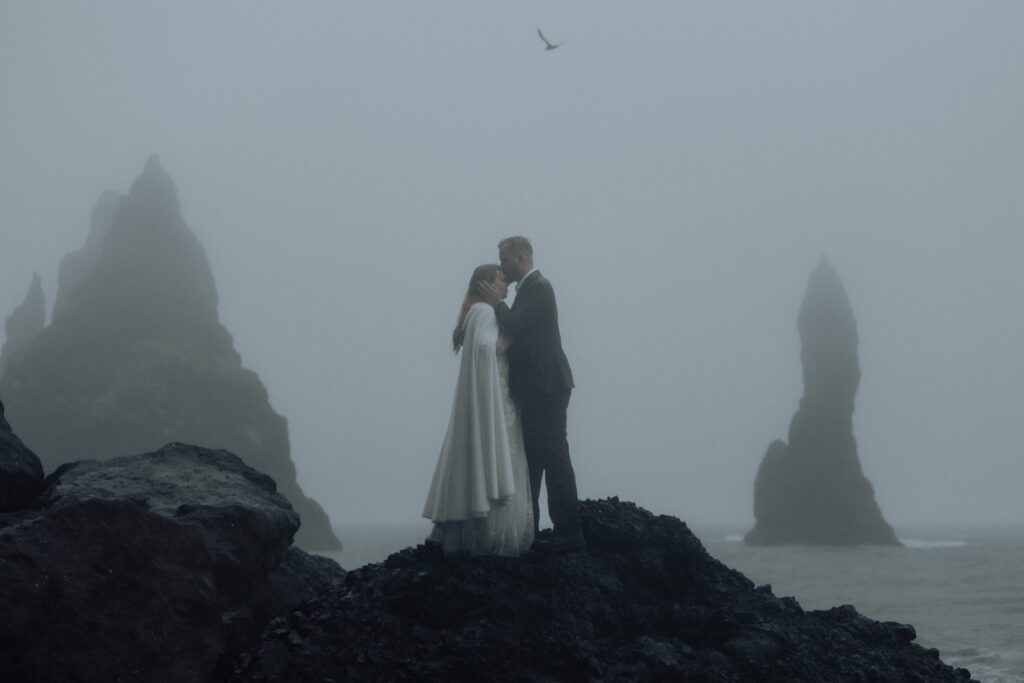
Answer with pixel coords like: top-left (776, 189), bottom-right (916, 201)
top-left (422, 264), bottom-right (534, 556)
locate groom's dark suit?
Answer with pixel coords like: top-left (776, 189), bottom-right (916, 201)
top-left (495, 271), bottom-right (580, 536)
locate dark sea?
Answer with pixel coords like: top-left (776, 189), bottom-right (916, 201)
top-left (322, 523), bottom-right (1024, 683)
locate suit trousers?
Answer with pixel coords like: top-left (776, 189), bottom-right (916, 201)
top-left (519, 389), bottom-right (581, 536)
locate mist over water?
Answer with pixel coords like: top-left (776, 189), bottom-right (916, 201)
top-left (2, 4), bottom-right (1022, 538)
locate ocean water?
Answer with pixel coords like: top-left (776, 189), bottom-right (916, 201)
top-left (321, 523), bottom-right (1024, 683)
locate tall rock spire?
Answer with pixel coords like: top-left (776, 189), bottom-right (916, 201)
top-left (0, 156), bottom-right (340, 549)
top-left (745, 259), bottom-right (899, 545)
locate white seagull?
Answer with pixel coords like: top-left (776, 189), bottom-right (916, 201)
top-left (537, 29), bottom-right (566, 51)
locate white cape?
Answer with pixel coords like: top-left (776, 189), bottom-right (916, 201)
top-left (423, 303), bottom-right (516, 522)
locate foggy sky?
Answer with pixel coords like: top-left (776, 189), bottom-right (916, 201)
top-left (2, 2), bottom-right (1022, 532)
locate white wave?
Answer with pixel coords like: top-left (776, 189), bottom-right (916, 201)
top-left (899, 538), bottom-right (968, 549)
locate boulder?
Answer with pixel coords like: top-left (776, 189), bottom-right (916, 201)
top-left (0, 441), bottom-right (342, 683)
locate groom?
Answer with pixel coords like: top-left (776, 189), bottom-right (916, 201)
top-left (481, 236), bottom-right (584, 550)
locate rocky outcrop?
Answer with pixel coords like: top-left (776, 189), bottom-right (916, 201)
top-left (0, 155), bottom-right (340, 549)
top-left (0, 439), bottom-right (345, 683)
top-left (0, 399), bottom-right (44, 511)
top-left (234, 498), bottom-right (972, 682)
top-left (0, 272), bottom-right (45, 380)
top-left (746, 259), bottom-right (899, 545)
top-left (0, 413), bottom-right (971, 682)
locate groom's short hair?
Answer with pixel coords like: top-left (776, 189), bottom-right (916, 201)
top-left (499, 236), bottom-right (533, 257)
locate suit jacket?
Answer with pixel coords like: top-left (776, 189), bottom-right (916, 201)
top-left (495, 271), bottom-right (574, 403)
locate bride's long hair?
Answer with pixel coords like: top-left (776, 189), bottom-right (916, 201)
top-left (452, 264), bottom-right (502, 352)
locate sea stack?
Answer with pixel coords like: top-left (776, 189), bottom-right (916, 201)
top-left (745, 258), bottom-right (899, 545)
top-left (0, 155), bottom-right (340, 549)
top-left (51, 189), bottom-right (119, 321)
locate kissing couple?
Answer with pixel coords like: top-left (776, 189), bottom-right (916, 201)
top-left (423, 236), bottom-right (585, 556)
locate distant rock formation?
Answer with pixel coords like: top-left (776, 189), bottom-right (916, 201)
top-left (745, 259), bottom-right (899, 546)
top-left (51, 189), bottom-right (120, 321)
top-left (0, 155), bottom-right (340, 549)
top-left (0, 272), bottom-right (45, 380)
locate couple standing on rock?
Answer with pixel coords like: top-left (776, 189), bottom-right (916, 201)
top-left (423, 236), bottom-right (584, 556)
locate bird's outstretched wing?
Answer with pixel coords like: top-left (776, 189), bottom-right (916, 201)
top-left (537, 28), bottom-right (555, 49)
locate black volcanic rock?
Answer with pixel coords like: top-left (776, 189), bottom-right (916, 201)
top-left (0, 156), bottom-right (340, 549)
top-left (0, 399), bottom-right (44, 511)
top-left (746, 259), bottom-right (898, 546)
top-left (233, 498), bottom-right (972, 682)
top-left (42, 444), bottom-right (300, 583)
top-left (0, 272), bottom-right (45, 379)
top-left (0, 441), bottom-right (345, 683)
top-left (0, 410), bottom-right (969, 682)
top-left (268, 546), bottom-right (350, 616)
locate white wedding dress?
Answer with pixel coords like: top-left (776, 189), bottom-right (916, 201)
top-left (423, 303), bottom-right (534, 556)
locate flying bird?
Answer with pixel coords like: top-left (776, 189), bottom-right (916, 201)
top-left (537, 29), bottom-right (566, 51)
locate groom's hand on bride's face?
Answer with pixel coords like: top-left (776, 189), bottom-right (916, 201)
top-left (479, 281), bottom-right (502, 307)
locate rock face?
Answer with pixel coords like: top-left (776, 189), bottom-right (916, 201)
top-left (234, 498), bottom-right (972, 682)
top-left (0, 439), bottom-right (345, 683)
top-left (51, 189), bottom-right (119, 321)
top-left (0, 272), bottom-right (45, 380)
top-left (0, 155), bottom-right (340, 550)
top-left (0, 399), bottom-right (44, 511)
top-left (746, 259), bottom-right (898, 545)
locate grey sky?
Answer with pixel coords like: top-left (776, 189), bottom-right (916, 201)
top-left (2, 2), bottom-right (1022, 530)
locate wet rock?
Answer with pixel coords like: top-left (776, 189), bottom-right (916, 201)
top-left (0, 441), bottom-right (317, 683)
top-left (269, 546), bottom-right (347, 615)
top-left (234, 498), bottom-right (973, 682)
top-left (0, 398), bottom-right (43, 511)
